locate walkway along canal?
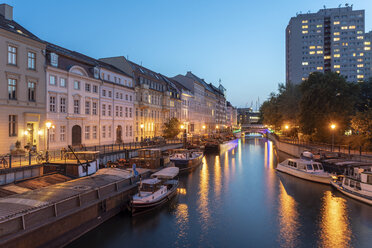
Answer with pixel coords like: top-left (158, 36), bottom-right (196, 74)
top-left (68, 136), bottom-right (372, 248)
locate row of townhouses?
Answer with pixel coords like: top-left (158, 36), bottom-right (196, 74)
top-left (0, 4), bottom-right (237, 154)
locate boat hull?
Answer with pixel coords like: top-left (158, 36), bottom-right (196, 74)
top-left (276, 164), bottom-right (331, 184)
top-left (130, 181), bottom-right (179, 215)
top-left (331, 180), bottom-right (372, 205)
top-left (171, 154), bottom-right (204, 172)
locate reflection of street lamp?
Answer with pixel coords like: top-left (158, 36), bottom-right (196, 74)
top-left (330, 123), bottom-right (336, 152)
top-left (46, 122), bottom-right (53, 162)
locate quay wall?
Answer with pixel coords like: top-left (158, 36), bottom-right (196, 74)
top-left (0, 165), bottom-right (43, 186)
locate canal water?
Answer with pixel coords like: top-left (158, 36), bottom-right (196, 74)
top-left (68, 136), bottom-right (372, 248)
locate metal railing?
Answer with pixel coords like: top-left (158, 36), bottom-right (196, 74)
top-left (0, 138), bottom-right (181, 170)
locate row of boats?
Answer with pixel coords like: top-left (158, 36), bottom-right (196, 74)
top-left (128, 136), bottom-right (239, 215)
top-left (277, 151), bottom-right (372, 205)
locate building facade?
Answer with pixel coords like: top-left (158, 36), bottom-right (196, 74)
top-left (286, 6), bottom-right (368, 85)
top-left (365, 31), bottom-right (372, 80)
top-left (0, 4), bottom-right (47, 154)
top-left (45, 43), bottom-right (135, 150)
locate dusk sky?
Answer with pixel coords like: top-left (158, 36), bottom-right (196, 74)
top-left (7, 0), bottom-right (372, 108)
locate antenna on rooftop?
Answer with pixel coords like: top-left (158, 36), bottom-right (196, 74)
top-left (323, 5), bottom-right (326, 9)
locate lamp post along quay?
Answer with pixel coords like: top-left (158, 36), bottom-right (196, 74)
top-left (330, 123), bottom-right (336, 152)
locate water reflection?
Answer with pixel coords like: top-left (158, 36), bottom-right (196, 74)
top-left (198, 156), bottom-right (210, 230)
top-left (278, 182), bottom-right (300, 248)
top-left (174, 203), bottom-right (189, 247)
top-left (214, 155), bottom-right (221, 199)
top-left (318, 191), bottom-right (352, 248)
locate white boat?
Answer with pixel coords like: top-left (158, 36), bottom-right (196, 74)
top-left (130, 167), bottom-right (179, 215)
top-left (331, 165), bottom-right (372, 205)
top-left (276, 157), bottom-right (331, 184)
top-left (169, 149), bottom-right (204, 172)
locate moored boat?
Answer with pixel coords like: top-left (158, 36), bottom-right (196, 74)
top-left (276, 154), bottom-right (332, 184)
top-left (169, 149), bottom-right (204, 172)
top-left (130, 167), bottom-right (179, 215)
top-left (331, 165), bottom-right (372, 205)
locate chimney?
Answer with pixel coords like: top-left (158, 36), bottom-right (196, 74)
top-left (0, 4), bottom-right (13, 21)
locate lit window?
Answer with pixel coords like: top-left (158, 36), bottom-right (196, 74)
top-left (302, 20), bottom-right (308, 23)
top-left (324, 56), bottom-right (331, 59)
top-left (365, 47), bottom-right (371, 51)
top-left (8, 45), bottom-right (17, 65)
top-left (360, 53), bottom-right (364, 56)
top-left (336, 70), bottom-right (340, 73)
top-left (357, 31), bottom-right (363, 34)
top-left (353, 53), bottom-right (356, 57)
top-left (317, 67), bottom-right (323, 70)
top-left (317, 51), bottom-right (323, 54)
top-left (334, 65), bottom-right (340, 68)
top-left (349, 25), bottom-right (356, 29)
top-left (309, 51), bottom-right (315, 55)
top-left (316, 24), bottom-right (322, 28)
top-left (365, 42), bottom-right (371, 45)
top-left (333, 21), bottom-right (340, 25)
top-left (357, 75), bottom-right (364, 79)
top-left (357, 64), bottom-right (364, 68)
top-left (317, 46), bottom-right (323, 49)
top-left (334, 38), bottom-right (340, 41)
top-left (357, 59), bottom-right (363, 62)
top-left (301, 77), bottom-right (307, 81)
top-left (334, 54), bottom-right (340, 58)
top-left (302, 25), bottom-right (308, 29)
top-left (341, 26), bottom-right (348, 30)
top-left (302, 30), bottom-right (308, 34)
top-left (302, 62), bottom-right (309, 66)
top-left (309, 46), bottom-right (315, 49)
top-left (342, 43), bottom-right (348, 46)
top-left (334, 49), bottom-right (340, 52)
top-left (334, 32), bottom-right (340, 35)
top-left (27, 52), bottom-right (36, 70)
top-left (357, 36), bottom-right (364, 40)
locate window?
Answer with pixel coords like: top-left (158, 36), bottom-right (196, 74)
top-left (49, 96), bottom-right (56, 112)
top-left (50, 128), bottom-right (55, 142)
top-left (108, 105), bottom-right (112, 116)
top-left (130, 126), bottom-right (132, 137)
top-left (115, 106), bottom-right (119, 117)
top-left (50, 53), bottom-right (58, 67)
top-left (60, 126), bottom-right (66, 141)
top-left (9, 115), bottom-right (17, 136)
top-left (102, 104), bottom-right (106, 116)
top-left (108, 125), bottom-right (112, 138)
top-left (49, 75), bottom-right (56, 85)
top-left (120, 106), bottom-right (123, 117)
top-left (92, 102), bottom-right (97, 115)
top-left (93, 126), bottom-right (97, 139)
top-left (85, 101), bottom-right (90, 115)
top-left (126, 126), bottom-right (128, 137)
top-left (108, 91), bottom-right (112, 98)
top-left (27, 52), bottom-right (36, 69)
top-left (93, 85), bottom-right (98, 93)
top-left (306, 164), bottom-right (313, 170)
top-left (102, 89), bottom-right (106, 97)
top-left (85, 126), bottom-right (90, 140)
top-left (8, 79), bottom-right (17, 100)
top-left (125, 94), bottom-right (128, 100)
top-left (60, 97), bottom-right (66, 113)
top-left (125, 107), bottom-right (128, 117)
top-left (85, 83), bottom-right (91, 92)
top-left (74, 81), bottom-right (80, 90)
top-left (120, 93), bottom-right (123, 99)
top-left (129, 108), bottom-right (132, 118)
top-left (116, 92), bottom-right (119, 99)
top-left (102, 125), bottom-right (106, 138)
top-left (28, 82), bottom-right (36, 101)
top-left (130, 95), bottom-right (132, 101)
top-left (8, 45), bottom-right (17, 65)
top-left (74, 99), bottom-right (80, 114)
top-left (60, 78), bottom-right (66, 87)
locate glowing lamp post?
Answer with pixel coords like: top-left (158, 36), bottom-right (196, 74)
top-left (140, 124), bottom-right (144, 141)
top-left (330, 123), bottom-right (336, 152)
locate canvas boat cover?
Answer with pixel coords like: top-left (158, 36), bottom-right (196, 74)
top-left (151, 167), bottom-right (179, 179)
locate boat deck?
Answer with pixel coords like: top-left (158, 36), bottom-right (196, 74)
top-left (0, 168), bottom-right (148, 223)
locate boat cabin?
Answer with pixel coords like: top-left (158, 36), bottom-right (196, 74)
top-left (344, 165), bottom-right (372, 185)
top-left (130, 149), bottom-right (169, 169)
top-left (285, 159), bottom-right (324, 172)
top-left (139, 178), bottom-right (163, 192)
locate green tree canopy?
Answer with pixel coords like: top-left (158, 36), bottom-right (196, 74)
top-left (163, 117), bottom-right (181, 139)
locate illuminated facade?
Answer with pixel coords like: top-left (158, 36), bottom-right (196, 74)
top-left (0, 4), bottom-right (47, 154)
top-left (286, 6), bottom-right (368, 84)
top-left (365, 31), bottom-right (372, 80)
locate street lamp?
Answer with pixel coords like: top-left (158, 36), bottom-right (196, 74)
top-left (285, 125), bottom-right (289, 130)
top-left (140, 124), bottom-right (144, 141)
top-left (330, 123), bottom-right (336, 152)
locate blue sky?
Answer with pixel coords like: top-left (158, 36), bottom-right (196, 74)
top-left (5, 0), bottom-right (372, 108)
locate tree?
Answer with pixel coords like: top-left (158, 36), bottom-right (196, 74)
top-left (298, 72), bottom-right (358, 141)
top-left (163, 118), bottom-right (181, 139)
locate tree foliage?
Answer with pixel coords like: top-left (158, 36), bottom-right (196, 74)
top-left (162, 117), bottom-right (181, 139)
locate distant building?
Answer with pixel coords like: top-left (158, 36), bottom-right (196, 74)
top-left (226, 101), bottom-right (237, 128)
top-left (0, 4), bottom-right (47, 153)
top-left (365, 31), bottom-right (372, 80)
top-left (237, 108), bottom-right (260, 125)
top-left (286, 6), bottom-right (368, 85)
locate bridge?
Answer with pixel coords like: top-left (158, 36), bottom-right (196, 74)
top-left (241, 124), bottom-right (267, 134)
